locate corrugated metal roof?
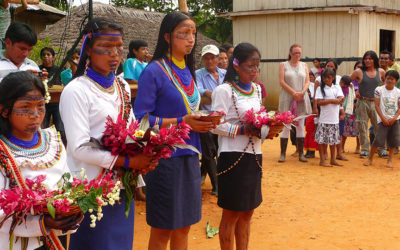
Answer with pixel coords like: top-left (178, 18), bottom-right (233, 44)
top-left (9, 2), bottom-right (66, 16)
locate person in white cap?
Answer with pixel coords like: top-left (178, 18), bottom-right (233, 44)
top-left (196, 44), bottom-right (226, 195)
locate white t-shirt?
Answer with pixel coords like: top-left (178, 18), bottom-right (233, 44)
top-left (315, 84), bottom-right (344, 124)
top-left (0, 51), bottom-right (40, 81)
top-left (374, 85), bottom-right (400, 123)
top-left (308, 81), bottom-right (315, 98)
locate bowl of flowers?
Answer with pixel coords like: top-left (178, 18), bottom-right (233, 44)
top-left (244, 107), bottom-right (295, 140)
top-left (194, 110), bottom-right (225, 125)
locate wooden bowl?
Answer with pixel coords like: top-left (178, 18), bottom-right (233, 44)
top-left (266, 122), bottom-right (285, 138)
top-left (43, 204), bottom-right (82, 218)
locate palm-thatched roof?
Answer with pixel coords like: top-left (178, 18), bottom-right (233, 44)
top-left (39, 3), bottom-right (219, 67)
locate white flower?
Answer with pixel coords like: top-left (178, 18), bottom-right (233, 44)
top-left (90, 214), bottom-right (96, 220)
top-left (88, 209), bottom-right (93, 213)
top-left (80, 168), bottom-right (85, 178)
top-left (90, 223), bottom-right (96, 228)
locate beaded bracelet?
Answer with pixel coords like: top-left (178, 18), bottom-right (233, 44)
top-left (123, 156), bottom-right (130, 169)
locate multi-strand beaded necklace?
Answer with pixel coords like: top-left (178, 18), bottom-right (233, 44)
top-left (216, 81), bottom-right (263, 176)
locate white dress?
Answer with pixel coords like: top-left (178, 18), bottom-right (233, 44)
top-left (0, 127), bottom-right (70, 250)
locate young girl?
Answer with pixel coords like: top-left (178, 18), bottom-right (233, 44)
top-left (315, 68), bottom-right (344, 167)
top-left (59, 18), bottom-right (156, 250)
top-left (339, 75), bottom-right (358, 154)
top-left (212, 43), bottom-right (263, 250)
top-left (134, 12), bottom-right (215, 250)
top-left (0, 71), bottom-right (82, 250)
top-left (123, 39), bottom-right (150, 85)
top-left (304, 71), bottom-right (318, 158)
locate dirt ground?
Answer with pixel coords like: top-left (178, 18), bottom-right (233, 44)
top-left (133, 137), bottom-right (400, 250)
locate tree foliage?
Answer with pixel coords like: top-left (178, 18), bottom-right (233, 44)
top-left (42, 0), bottom-right (70, 11)
top-left (110, 0), bottom-right (233, 43)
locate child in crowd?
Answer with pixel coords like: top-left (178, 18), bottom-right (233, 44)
top-left (315, 68), bottom-right (344, 167)
top-left (60, 48), bottom-right (80, 85)
top-left (123, 39), bottom-right (150, 85)
top-left (364, 70), bottom-right (400, 168)
top-left (0, 71), bottom-right (82, 249)
top-left (217, 47), bottom-right (228, 70)
top-left (304, 71), bottom-right (318, 158)
top-left (339, 75), bottom-right (359, 154)
top-left (311, 58), bottom-right (322, 77)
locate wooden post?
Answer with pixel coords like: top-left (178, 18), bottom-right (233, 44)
top-left (178, 0), bottom-right (188, 12)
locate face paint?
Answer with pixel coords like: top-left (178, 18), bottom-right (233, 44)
top-left (17, 95), bottom-right (45, 102)
top-left (92, 47), bottom-right (124, 56)
top-left (175, 32), bottom-right (195, 41)
top-left (12, 107), bottom-right (45, 117)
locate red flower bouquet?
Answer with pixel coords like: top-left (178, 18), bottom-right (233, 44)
top-left (0, 170), bottom-right (121, 235)
top-left (101, 114), bottom-right (199, 216)
top-left (244, 107), bottom-right (295, 139)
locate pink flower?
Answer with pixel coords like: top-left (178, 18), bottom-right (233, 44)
top-left (53, 198), bottom-right (71, 213)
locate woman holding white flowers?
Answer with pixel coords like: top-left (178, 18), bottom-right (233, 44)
top-left (60, 18), bottom-right (157, 250)
top-left (0, 71), bottom-right (83, 250)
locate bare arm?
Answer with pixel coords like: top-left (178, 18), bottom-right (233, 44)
top-left (302, 63), bottom-right (310, 94)
top-left (379, 68), bottom-right (386, 83)
top-left (316, 98), bottom-right (340, 106)
top-left (14, 0), bottom-right (27, 14)
top-left (351, 68), bottom-right (362, 83)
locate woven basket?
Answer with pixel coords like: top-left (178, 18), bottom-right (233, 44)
top-left (267, 122), bottom-right (284, 138)
top-left (43, 204), bottom-right (82, 218)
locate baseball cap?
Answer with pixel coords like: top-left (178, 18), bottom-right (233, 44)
top-left (201, 44), bottom-right (219, 57)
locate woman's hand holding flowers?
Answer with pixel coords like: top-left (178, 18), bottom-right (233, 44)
top-left (183, 114), bottom-right (216, 133)
top-left (44, 211), bottom-right (84, 232)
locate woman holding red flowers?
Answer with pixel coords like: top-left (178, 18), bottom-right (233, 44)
top-left (0, 71), bottom-right (83, 250)
top-left (60, 17), bottom-right (157, 250)
top-left (134, 11), bottom-right (216, 250)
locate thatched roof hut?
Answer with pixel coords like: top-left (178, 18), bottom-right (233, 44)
top-left (39, 3), bottom-right (219, 67)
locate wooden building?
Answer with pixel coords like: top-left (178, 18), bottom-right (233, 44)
top-left (11, 2), bottom-right (66, 35)
top-left (221, 0), bottom-right (400, 109)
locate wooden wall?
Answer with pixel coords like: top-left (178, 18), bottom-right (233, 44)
top-left (233, 11), bottom-right (359, 109)
top-left (233, 0), bottom-right (400, 12)
top-left (358, 11), bottom-right (400, 58)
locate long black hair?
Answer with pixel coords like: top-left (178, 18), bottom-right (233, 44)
top-left (354, 60), bottom-right (362, 70)
top-left (320, 68), bottom-right (336, 98)
top-left (152, 11), bottom-right (197, 79)
top-left (0, 71), bottom-right (45, 135)
top-left (361, 50), bottom-right (379, 71)
top-left (224, 42), bottom-right (261, 83)
top-left (127, 40), bottom-right (148, 59)
top-left (74, 17), bottom-right (123, 79)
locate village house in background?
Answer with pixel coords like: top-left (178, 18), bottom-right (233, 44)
top-left (11, 1), bottom-right (65, 34)
top-left (39, 3), bottom-right (219, 69)
top-left (221, 0), bottom-right (400, 109)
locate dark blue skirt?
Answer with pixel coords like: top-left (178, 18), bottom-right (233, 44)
top-left (69, 190), bottom-right (135, 250)
top-left (145, 154), bottom-right (201, 230)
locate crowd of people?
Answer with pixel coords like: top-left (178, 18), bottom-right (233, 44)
top-left (0, 9), bottom-right (399, 250)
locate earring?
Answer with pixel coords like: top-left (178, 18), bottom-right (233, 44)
top-left (85, 58), bottom-right (90, 72)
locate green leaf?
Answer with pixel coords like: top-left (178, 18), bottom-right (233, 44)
top-left (122, 171), bottom-right (135, 218)
top-left (96, 187), bottom-right (103, 196)
top-left (139, 113), bottom-right (150, 132)
top-left (206, 221), bottom-right (219, 238)
top-left (47, 202), bottom-right (56, 219)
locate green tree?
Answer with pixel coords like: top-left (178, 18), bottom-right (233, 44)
top-left (42, 0), bottom-right (70, 11)
top-left (110, 0), bottom-right (233, 43)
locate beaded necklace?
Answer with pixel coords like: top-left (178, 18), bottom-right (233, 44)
top-left (85, 75), bottom-right (115, 94)
top-left (155, 58), bottom-right (200, 114)
top-left (231, 80), bottom-right (254, 96)
top-left (216, 82), bottom-right (262, 176)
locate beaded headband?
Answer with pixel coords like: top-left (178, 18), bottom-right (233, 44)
top-left (79, 32), bottom-right (123, 65)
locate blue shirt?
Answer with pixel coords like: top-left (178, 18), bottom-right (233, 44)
top-left (134, 58), bottom-right (201, 157)
top-left (195, 67), bottom-right (226, 110)
top-left (60, 68), bottom-right (72, 85)
top-left (123, 58), bottom-right (148, 80)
